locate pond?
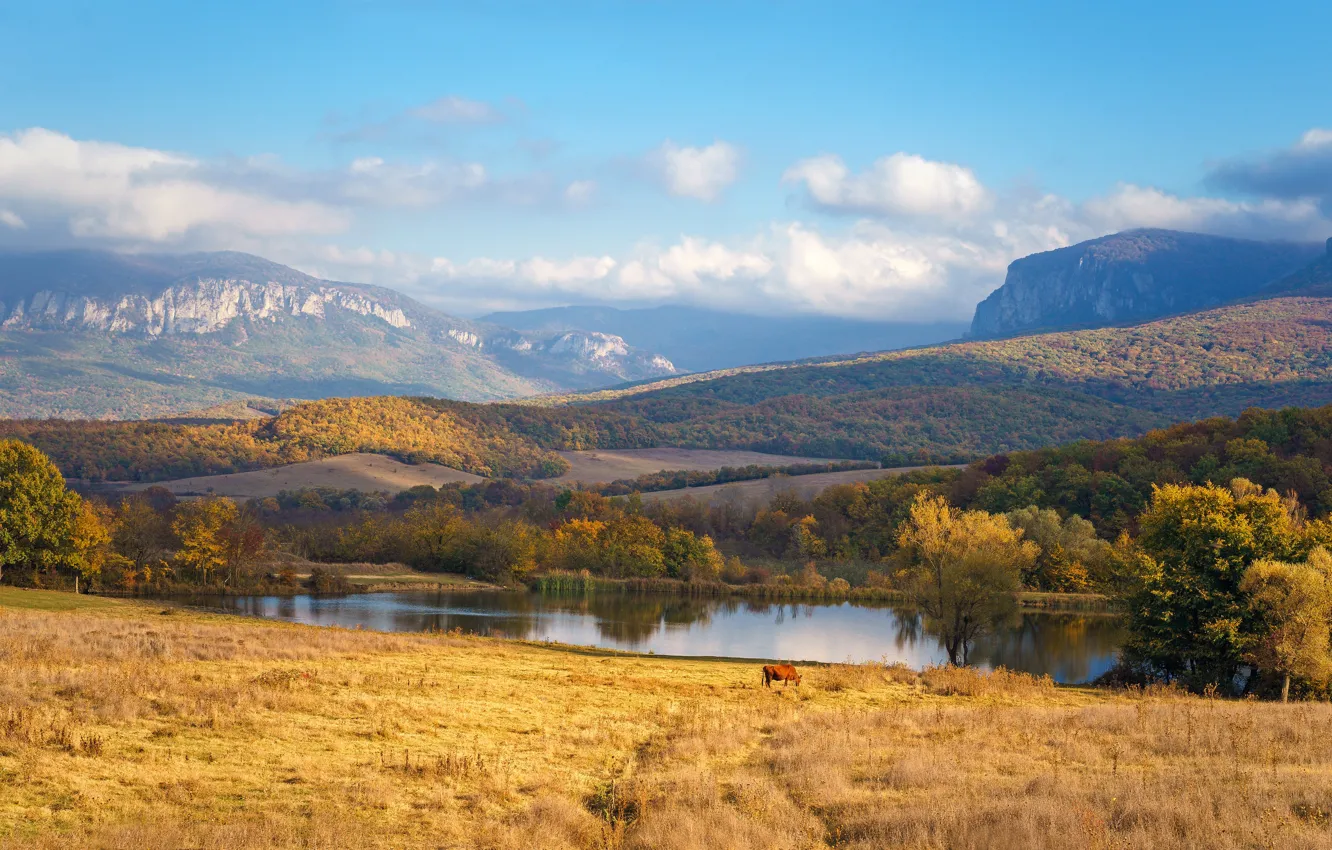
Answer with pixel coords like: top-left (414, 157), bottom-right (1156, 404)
top-left (189, 589), bottom-right (1126, 684)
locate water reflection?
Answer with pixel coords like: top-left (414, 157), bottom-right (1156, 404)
top-left (193, 589), bottom-right (1125, 684)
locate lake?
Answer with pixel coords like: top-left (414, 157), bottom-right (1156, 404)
top-left (191, 589), bottom-right (1126, 683)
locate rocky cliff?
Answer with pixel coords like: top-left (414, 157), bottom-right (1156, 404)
top-left (0, 250), bottom-right (675, 418)
top-left (969, 229), bottom-right (1323, 338)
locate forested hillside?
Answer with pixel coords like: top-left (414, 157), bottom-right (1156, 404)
top-left (537, 295), bottom-right (1332, 460)
top-left (1, 397), bottom-right (568, 482)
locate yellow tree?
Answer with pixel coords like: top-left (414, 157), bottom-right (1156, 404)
top-left (172, 497), bottom-right (238, 584)
top-left (1241, 548), bottom-right (1332, 702)
top-left (69, 500), bottom-right (112, 588)
top-left (897, 494), bottom-right (1037, 665)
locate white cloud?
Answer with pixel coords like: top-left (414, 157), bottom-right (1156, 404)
top-left (0, 209), bottom-right (25, 230)
top-left (408, 95), bottom-right (505, 125)
top-left (784, 152), bottom-right (991, 218)
top-left (564, 179), bottom-right (596, 205)
top-left (339, 156), bottom-right (489, 207)
top-left (649, 140), bottom-right (740, 201)
top-left (1298, 128), bottom-right (1332, 150)
top-left (357, 171), bottom-right (1329, 321)
top-left (0, 128), bottom-right (349, 244)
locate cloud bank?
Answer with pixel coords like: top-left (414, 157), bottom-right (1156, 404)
top-left (1, 126), bottom-right (1329, 322)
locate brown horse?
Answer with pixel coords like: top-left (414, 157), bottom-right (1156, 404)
top-left (762, 664), bottom-right (801, 688)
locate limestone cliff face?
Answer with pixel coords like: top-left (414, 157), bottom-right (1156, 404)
top-left (970, 229), bottom-right (1323, 339)
top-left (0, 278), bottom-right (412, 335)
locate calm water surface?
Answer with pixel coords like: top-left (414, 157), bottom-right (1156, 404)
top-left (192, 589), bottom-right (1125, 684)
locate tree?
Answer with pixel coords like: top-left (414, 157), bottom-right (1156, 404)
top-left (1240, 549), bottom-right (1332, 702)
top-left (661, 528), bottom-right (723, 581)
top-left (111, 496), bottom-right (174, 572)
top-left (0, 440), bottom-right (85, 585)
top-left (1006, 506), bottom-right (1111, 591)
top-left (68, 500), bottom-right (112, 587)
top-left (172, 497), bottom-right (238, 584)
top-left (896, 494), bottom-right (1037, 665)
top-left (1125, 479), bottom-right (1303, 691)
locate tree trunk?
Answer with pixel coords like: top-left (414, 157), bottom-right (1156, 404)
top-left (1282, 674), bottom-right (1291, 704)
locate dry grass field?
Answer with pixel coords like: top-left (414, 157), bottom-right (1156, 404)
top-left (104, 453), bottom-right (485, 499)
top-left (3, 587), bottom-right (1331, 849)
top-left (552, 449), bottom-right (840, 484)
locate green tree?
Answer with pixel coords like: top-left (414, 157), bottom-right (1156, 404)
top-left (896, 494), bottom-right (1037, 665)
top-left (1240, 549), bottom-right (1332, 702)
top-left (1125, 479), bottom-right (1303, 691)
top-left (1006, 506), bottom-right (1111, 591)
top-left (661, 528), bottom-right (723, 581)
top-left (0, 440), bottom-right (85, 585)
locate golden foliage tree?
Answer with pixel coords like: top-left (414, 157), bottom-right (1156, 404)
top-left (172, 497), bottom-right (239, 584)
top-left (896, 494), bottom-right (1037, 665)
top-left (1241, 548), bottom-right (1332, 701)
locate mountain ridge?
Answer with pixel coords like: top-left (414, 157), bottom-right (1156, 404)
top-left (0, 249), bottom-right (677, 418)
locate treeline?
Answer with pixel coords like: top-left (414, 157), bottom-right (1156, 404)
top-left (951, 405), bottom-right (1332, 538)
top-left (591, 459), bottom-right (879, 496)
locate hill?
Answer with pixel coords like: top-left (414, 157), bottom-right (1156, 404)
top-left (969, 229), bottom-right (1321, 338)
top-left (5, 396), bottom-right (569, 482)
top-left (0, 250), bottom-right (676, 418)
top-left (481, 304), bottom-right (967, 372)
top-left (529, 294), bottom-right (1332, 462)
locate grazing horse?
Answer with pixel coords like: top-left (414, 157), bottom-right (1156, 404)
top-left (762, 664), bottom-right (801, 688)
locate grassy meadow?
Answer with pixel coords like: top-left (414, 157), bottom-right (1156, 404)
top-left (2, 588), bottom-right (1331, 849)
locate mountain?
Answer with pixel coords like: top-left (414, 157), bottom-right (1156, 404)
top-left (969, 229), bottom-right (1323, 339)
top-left (0, 250), bottom-right (676, 419)
top-left (21, 289), bottom-right (1332, 482)
top-left (479, 304), bottom-right (967, 372)
top-left (1262, 238), bottom-right (1332, 298)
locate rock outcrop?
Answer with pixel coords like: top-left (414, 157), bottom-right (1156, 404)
top-left (970, 229), bottom-right (1323, 338)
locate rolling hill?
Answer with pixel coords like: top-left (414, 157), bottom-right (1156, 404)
top-left (0, 250), bottom-right (676, 418)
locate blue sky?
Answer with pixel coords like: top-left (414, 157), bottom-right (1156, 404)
top-left (1, 0), bottom-right (1330, 318)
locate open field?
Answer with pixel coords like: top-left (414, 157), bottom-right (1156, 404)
top-left (553, 448), bottom-right (842, 484)
top-left (640, 464), bottom-right (948, 506)
top-left (100, 453), bottom-right (485, 498)
top-left (89, 448), bottom-right (857, 499)
top-left (3, 590), bottom-right (1331, 849)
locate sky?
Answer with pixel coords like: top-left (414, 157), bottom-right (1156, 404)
top-left (1, 0), bottom-right (1331, 320)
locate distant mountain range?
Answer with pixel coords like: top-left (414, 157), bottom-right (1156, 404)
top-left (969, 229), bottom-right (1323, 338)
top-left (0, 250), bottom-right (676, 419)
top-left (480, 305), bottom-right (967, 372)
top-left (16, 233), bottom-right (1332, 480)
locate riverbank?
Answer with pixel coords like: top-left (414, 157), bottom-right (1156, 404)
top-left (2, 588), bottom-right (1327, 849)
